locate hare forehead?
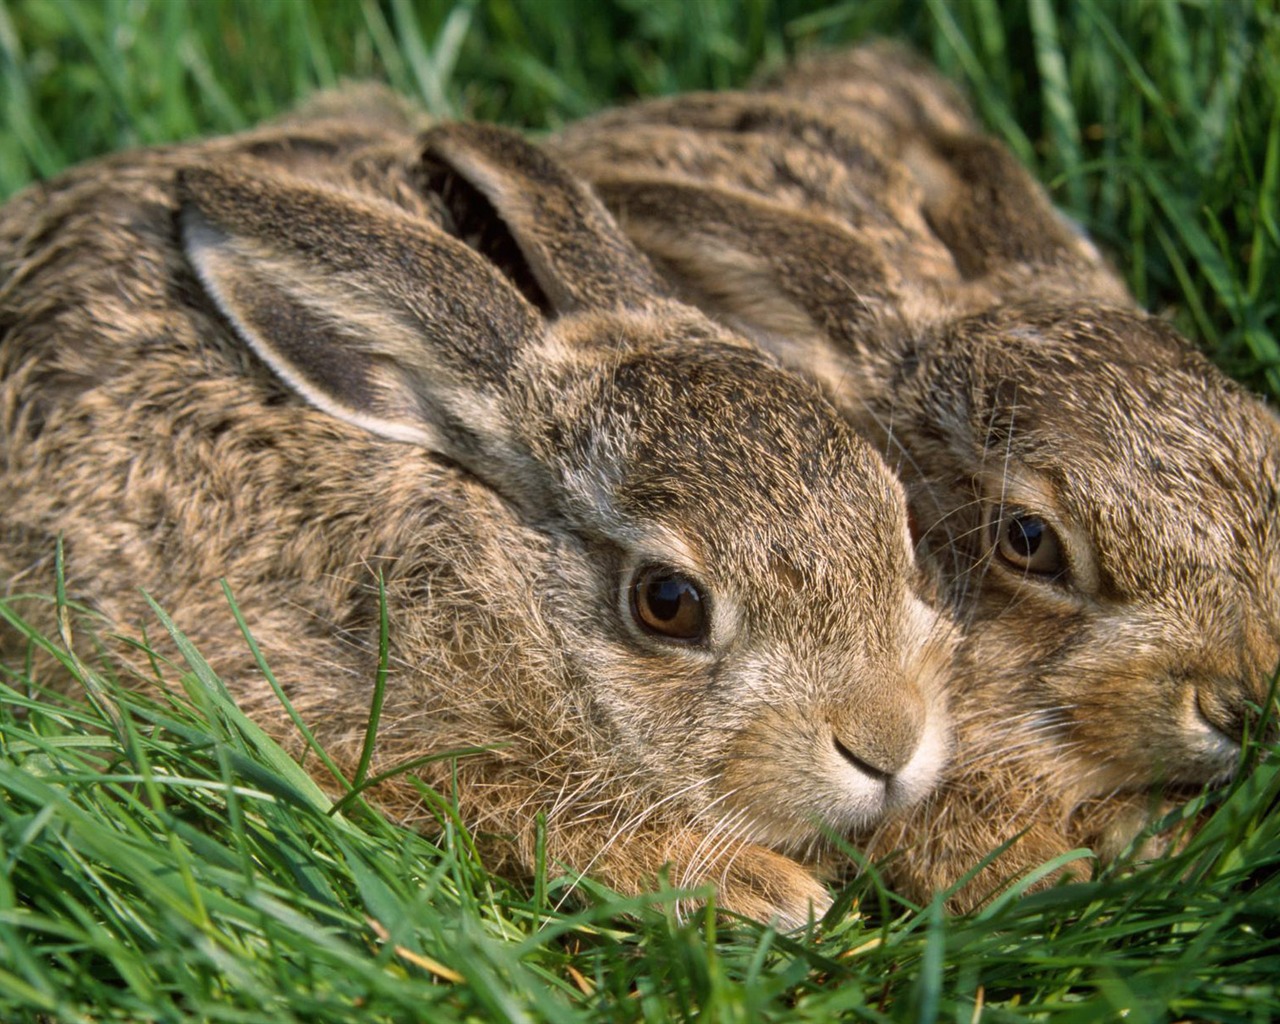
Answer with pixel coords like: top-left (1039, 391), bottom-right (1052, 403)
top-left (967, 370), bottom-right (1280, 600)
top-left (1051, 473), bottom-right (1280, 607)
top-left (572, 434), bottom-right (910, 610)
top-left (540, 327), bottom-right (902, 514)
top-left (609, 469), bottom-right (908, 584)
top-left (973, 348), bottom-right (1279, 503)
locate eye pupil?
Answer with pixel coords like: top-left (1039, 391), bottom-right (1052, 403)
top-left (991, 507), bottom-right (1066, 579)
top-left (645, 577), bottom-right (689, 622)
top-left (631, 566), bottom-right (707, 642)
top-left (1007, 516), bottom-right (1043, 558)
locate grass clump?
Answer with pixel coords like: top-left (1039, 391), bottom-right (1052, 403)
top-left (1, 593), bottom-right (1279, 1021)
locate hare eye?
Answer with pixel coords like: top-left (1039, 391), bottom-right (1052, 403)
top-left (991, 508), bottom-right (1066, 577)
top-left (630, 565), bottom-right (708, 643)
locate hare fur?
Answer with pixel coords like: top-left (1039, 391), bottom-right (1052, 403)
top-left (550, 41), bottom-right (1280, 909)
top-left (0, 103), bottom-right (955, 926)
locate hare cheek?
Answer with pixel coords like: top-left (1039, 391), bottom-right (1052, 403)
top-left (1037, 660), bottom-right (1242, 789)
top-left (714, 711), bottom-right (884, 848)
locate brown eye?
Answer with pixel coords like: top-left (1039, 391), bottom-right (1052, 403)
top-left (991, 508), bottom-right (1066, 577)
top-left (630, 566), bottom-right (708, 643)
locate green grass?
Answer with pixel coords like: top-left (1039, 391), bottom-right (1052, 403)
top-left (3, 591), bottom-right (1279, 1023)
top-left (3, 1), bottom-right (1280, 1020)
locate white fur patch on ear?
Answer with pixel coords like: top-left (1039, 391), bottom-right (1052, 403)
top-left (183, 211), bottom-right (444, 449)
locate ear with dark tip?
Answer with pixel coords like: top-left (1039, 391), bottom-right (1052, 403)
top-left (415, 121), bottom-right (669, 313)
top-left (178, 162), bottom-right (544, 483)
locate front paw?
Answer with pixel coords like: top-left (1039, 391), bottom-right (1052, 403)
top-left (538, 821), bottom-right (832, 929)
top-left (1072, 789), bottom-right (1200, 865)
top-left (698, 844), bottom-right (833, 930)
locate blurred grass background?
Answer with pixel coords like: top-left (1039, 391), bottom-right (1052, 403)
top-left (3, 0), bottom-right (1278, 391)
top-left (3, 1), bottom-right (1280, 1021)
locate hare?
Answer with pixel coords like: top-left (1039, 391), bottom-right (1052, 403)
top-left (0, 105), bottom-right (957, 926)
top-left (550, 43), bottom-right (1280, 908)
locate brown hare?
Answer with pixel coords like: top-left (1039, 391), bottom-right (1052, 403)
top-left (551, 42), bottom-right (1280, 909)
top-left (0, 107), bottom-right (956, 927)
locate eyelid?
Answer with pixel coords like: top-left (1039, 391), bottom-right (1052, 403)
top-left (978, 470), bottom-right (1100, 598)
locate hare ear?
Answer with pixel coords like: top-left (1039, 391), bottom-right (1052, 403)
top-left (178, 162), bottom-right (542, 477)
top-left (416, 122), bottom-right (669, 312)
top-left (588, 176), bottom-right (901, 355)
top-left (913, 135), bottom-right (1091, 279)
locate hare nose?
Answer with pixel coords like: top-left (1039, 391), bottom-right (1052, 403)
top-left (832, 733), bottom-right (896, 781)
top-left (1196, 680), bottom-right (1273, 744)
top-left (829, 691), bottom-right (926, 779)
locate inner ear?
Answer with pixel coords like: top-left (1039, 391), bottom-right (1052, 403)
top-left (420, 156), bottom-right (553, 316)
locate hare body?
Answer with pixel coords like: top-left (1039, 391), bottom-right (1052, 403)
top-left (551, 43), bottom-right (1280, 907)
top-left (0, 103), bottom-right (955, 926)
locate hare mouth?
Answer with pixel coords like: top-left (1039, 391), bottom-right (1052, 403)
top-left (832, 736), bottom-right (892, 785)
top-left (1185, 701), bottom-right (1245, 777)
top-left (824, 729), bottom-right (944, 825)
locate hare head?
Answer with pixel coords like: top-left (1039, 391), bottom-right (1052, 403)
top-left (880, 302), bottom-right (1280, 791)
top-left (851, 303), bottom-right (1280, 906)
top-left (566, 166), bottom-right (1280, 792)
top-left (1, 114), bottom-right (954, 926)
top-left (549, 50), bottom-right (1280, 903)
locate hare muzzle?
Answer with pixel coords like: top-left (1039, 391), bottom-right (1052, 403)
top-left (824, 691), bottom-right (947, 817)
top-left (1192, 673), bottom-right (1276, 755)
top-left (715, 595), bottom-right (953, 851)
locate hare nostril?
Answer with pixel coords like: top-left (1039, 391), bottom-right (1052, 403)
top-left (1195, 686), bottom-right (1253, 745)
top-left (832, 735), bottom-right (892, 784)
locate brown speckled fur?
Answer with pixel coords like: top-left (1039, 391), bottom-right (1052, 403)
top-left (552, 42), bottom-right (1280, 909)
top-left (0, 103), bottom-right (956, 927)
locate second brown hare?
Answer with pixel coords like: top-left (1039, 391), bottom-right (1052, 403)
top-left (0, 107), bottom-right (956, 926)
top-left (552, 43), bottom-right (1280, 908)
